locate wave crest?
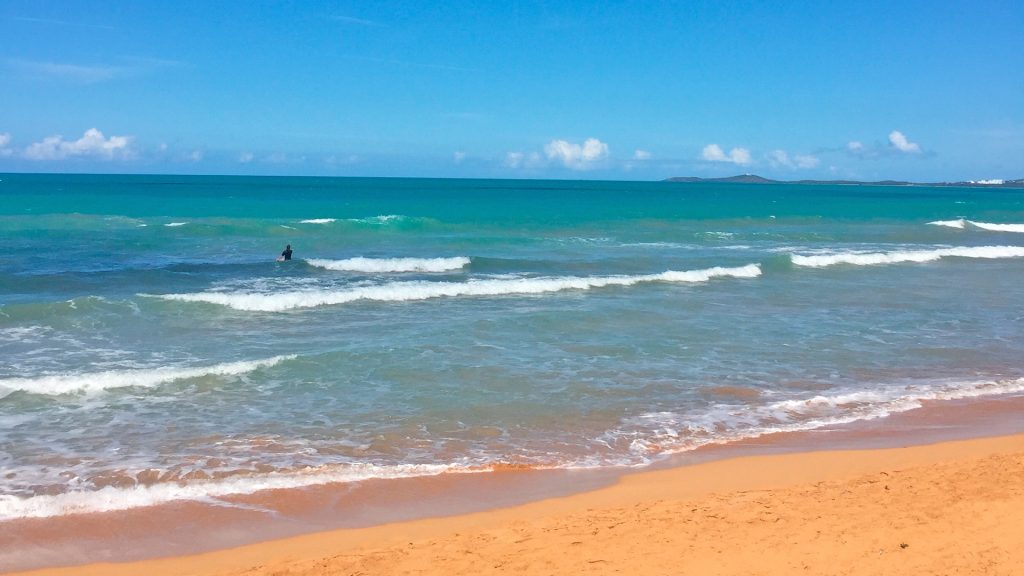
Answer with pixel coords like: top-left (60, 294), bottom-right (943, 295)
top-left (149, 264), bottom-right (762, 312)
top-left (0, 355), bottom-right (295, 398)
top-left (790, 245), bottom-right (1024, 268)
top-left (928, 219), bottom-right (1024, 233)
top-left (927, 219), bottom-right (966, 229)
top-left (306, 256), bottom-right (470, 273)
top-left (968, 221), bottom-right (1024, 233)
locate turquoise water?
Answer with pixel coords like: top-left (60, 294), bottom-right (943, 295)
top-left (1, 173), bottom-right (1023, 519)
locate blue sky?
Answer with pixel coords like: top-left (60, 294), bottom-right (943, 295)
top-left (1, 1), bottom-right (1022, 180)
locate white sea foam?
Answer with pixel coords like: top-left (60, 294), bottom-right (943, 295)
top-left (618, 376), bottom-right (1024, 457)
top-left (0, 326), bottom-right (50, 344)
top-left (299, 218), bottom-right (336, 224)
top-left (927, 219), bottom-right (966, 229)
top-left (0, 355), bottom-right (295, 398)
top-left (306, 256), bottom-right (471, 273)
top-left (968, 221), bottom-right (1024, 233)
top-left (0, 461), bottom-right (458, 520)
top-left (150, 264), bottom-right (762, 312)
top-left (164, 222), bottom-right (188, 227)
top-left (928, 219), bottom-right (1024, 233)
top-left (3, 375), bottom-right (1022, 521)
top-left (790, 245), bottom-right (1024, 268)
top-left (346, 215), bottom-right (405, 224)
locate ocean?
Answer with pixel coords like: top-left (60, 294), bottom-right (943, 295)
top-left (1, 173), bottom-right (1023, 522)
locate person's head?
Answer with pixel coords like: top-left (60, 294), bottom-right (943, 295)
top-left (286, 244), bottom-right (291, 249)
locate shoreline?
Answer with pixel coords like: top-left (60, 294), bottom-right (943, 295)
top-left (5, 392), bottom-right (1024, 575)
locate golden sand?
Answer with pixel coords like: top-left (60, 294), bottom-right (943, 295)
top-left (13, 433), bottom-right (1024, 576)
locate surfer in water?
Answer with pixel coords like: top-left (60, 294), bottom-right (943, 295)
top-left (278, 244), bottom-right (293, 261)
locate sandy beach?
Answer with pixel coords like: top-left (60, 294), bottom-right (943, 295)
top-left (10, 430), bottom-right (1022, 576)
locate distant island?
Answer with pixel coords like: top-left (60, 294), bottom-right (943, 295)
top-left (664, 174), bottom-right (1024, 188)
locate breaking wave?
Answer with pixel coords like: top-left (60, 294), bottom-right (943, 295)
top-left (299, 218), bottom-right (336, 224)
top-left (927, 219), bottom-right (966, 229)
top-left (969, 221), bottom-right (1024, 233)
top-left (790, 245), bottom-right (1024, 268)
top-left (928, 219), bottom-right (1024, 233)
top-left (306, 256), bottom-right (470, 273)
top-left (149, 264), bottom-right (762, 312)
top-left (0, 355), bottom-right (295, 398)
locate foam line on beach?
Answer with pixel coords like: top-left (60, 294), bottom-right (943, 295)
top-left (147, 264), bottom-right (762, 312)
top-left (299, 218), bottom-right (336, 224)
top-left (2, 376), bottom-right (1022, 522)
top-left (306, 256), bottom-right (471, 273)
top-left (0, 462), bottom-right (458, 521)
top-left (0, 355), bottom-right (295, 398)
top-left (789, 245), bottom-right (1024, 268)
top-left (619, 376), bottom-right (1024, 457)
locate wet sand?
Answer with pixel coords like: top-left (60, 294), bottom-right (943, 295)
top-left (7, 394), bottom-right (1024, 576)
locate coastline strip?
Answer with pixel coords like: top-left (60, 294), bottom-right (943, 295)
top-left (12, 432), bottom-right (1023, 576)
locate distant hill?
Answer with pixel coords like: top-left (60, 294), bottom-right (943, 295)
top-left (667, 174), bottom-right (776, 184)
top-left (664, 174), bottom-right (1024, 188)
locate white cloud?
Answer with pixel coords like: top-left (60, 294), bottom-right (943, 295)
top-left (767, 150), bottom-right (789, 167)
top-left (633, 149), bottom-right (651, 160)
top-left (794, 154), bottom-right (819, 168)
top-left (0, 132), bottom-right (11, 156)
top-left (24, 128), bottom-right (133, 160)
top-left (701, 144), bottom-right (727, 161)
top-left (701, 144), bottom-right (751, 165)
top-left (504, 151), bottom-right (543, 169)
top-left (888, 130), bottom-right (920, 153)
top-left (453, 151), bottom-right (466, 164)
top-left (505, 152), bottom-right (525, 168)
top-left (768, 149), bottom-right (819, 169)
top-left (188, 149), bottom-right (204, 162)
top-left (238, 152), bottom-right (254, 163)
top-left (847, 141), bottom-right (864, 152)
top-left (544, 138), bottom-right (609, 170)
